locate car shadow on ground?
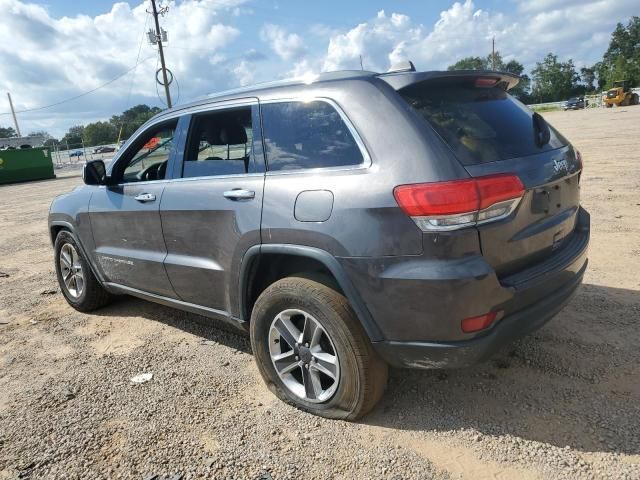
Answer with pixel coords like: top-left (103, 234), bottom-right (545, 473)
top-left (361, 283), bottom-right (640, 456)
top-left (97, 294), bottom-right (252, 354)
top-left (95, 283), bottom-right (638, 455)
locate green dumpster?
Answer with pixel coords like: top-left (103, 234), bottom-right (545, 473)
top-left (0, 147), bottom-right (56, 185)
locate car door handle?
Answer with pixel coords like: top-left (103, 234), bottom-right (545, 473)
top-left (223, 189), bottom-right (255, 200)
top-left (134, 193), bottom-right (156, 202)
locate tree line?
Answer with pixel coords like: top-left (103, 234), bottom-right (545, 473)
top-left (448, 15), bottom-right (638, 104)
top-left (0, 104), bottom-right (161, 149)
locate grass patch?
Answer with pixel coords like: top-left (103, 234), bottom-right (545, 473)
top-left (529, 105), bottom-right (562, 113)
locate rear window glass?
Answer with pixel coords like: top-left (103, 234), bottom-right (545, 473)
top-left (261, 101), bottom-right (363, 171)
top-left (400, 83), bottom-right (567, 165)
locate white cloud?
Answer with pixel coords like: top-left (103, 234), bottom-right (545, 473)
top-left (260, 23), bottom-right (306, 61)
top-left (323, 10), bottom-right (423, 72)
top-left (0, 0), bottom-right (637, 138)
top-left (0, 0), bottom-right (248, 136)
top-left (318, 0), bottom-right (638, 75)
top-left (232, 59), bottom-right (254, 86)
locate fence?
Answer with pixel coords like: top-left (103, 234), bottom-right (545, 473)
top-left (528, 87), bottom-right (640, 111)
top-left (52, 142), bottom-right (119, 167)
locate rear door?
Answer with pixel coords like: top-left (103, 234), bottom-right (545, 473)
top-left (399, 76), bottom-right (582, 277)
top-left (160, 101), bottom-right (264, 313)
top-left (89, 118), bottom-right (180, 297)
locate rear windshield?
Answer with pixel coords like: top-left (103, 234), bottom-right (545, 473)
top-left (400, 82), bottom-right (567, 165)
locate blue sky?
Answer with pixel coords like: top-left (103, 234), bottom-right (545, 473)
top-left (1, 0), bottom-right (638, 138)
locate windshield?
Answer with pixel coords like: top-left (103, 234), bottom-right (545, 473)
top-left (400, 82), bottom-right (568, 165)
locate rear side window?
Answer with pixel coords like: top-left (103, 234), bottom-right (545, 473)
top-left (400, 83), bottom-right (567, 165)
top-left (183, 106), bottom-right (260, 178)
top-left (261, 101), bottom-right (363, 171)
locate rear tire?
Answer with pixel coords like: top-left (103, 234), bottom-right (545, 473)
top-left (250, 276), bottom-right (388, 420)
top-left (54, 230), bottom-right (111, 312)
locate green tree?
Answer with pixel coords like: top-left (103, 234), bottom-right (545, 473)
top-left (84, 121), bottom-right (117, 147)
top-left (580, 67), bottom-right (596, 91)
top-left (530, 53), bottom-right (581, 102)
top-left (43, 138), bottom-right (60, 148)
top-left (0, 126), bottom-right (17, 138)
top-left (448, 56), bottom-right (486, 70)
top-left (109, 104), bottom-right (162, 141)
top-left (447, 52), bottom-right (531, 101)
top-left (60, 125), bottom-right (85, 149)
top-left (596, 17), bottom-right (640, 89)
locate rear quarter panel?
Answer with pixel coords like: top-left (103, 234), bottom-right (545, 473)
top-left (259, 78), bottom-right (470, 258)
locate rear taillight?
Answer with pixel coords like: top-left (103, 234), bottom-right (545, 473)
top-left (393, 174), bottom-right (524, 231)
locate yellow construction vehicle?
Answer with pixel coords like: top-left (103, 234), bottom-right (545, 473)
top-left (603, 80), bottom-right (639, 107)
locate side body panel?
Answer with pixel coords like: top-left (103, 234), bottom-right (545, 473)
top-left (89, 182), bottom-right (175, 297)
top-left (160, 174), bottom-right (265, 312)
top-left (160, 104), bottom-right (265, 313)
top-left (85, 116), bottom-right (188, 297)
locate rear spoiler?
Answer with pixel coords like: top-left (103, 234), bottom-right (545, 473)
top-left (378, 70), bottom-right (520, 92)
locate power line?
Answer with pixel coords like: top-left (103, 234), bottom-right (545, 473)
top-left (118, 13), bottom-right (151, 144)
top-left (125, 11), bottom-right (150, 108)
top-left (149, 0), bottom-right (172, 108)
top-left (0, 55), bottom-right (155, 117)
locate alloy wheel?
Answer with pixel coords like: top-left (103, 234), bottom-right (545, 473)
top-left (59, 243), bottom-right (84, 299)
top-left (268, 309), bottom-right (340, 403)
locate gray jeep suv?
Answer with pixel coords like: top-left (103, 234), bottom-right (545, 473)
top-left (49, 64), bottom-right (589, 419)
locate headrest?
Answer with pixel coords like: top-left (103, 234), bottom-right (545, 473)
top-left (202, 117), bottom-right (247, 146)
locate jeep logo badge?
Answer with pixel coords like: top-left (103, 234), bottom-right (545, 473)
top-left (553, 158), bottom-right (569, 173)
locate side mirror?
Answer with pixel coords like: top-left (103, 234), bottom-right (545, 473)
top-left (83, 160), bottom-right (107, 185)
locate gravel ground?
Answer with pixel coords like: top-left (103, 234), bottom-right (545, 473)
top-left (1, 106), bottom-right (639, 479)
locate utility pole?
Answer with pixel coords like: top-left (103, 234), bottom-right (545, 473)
top-left (149, 0), bottom-right (172, 108)
top-left (491, 37), bottom-right (496, 70)
top-left (6, 93), bottom-right (21, 137)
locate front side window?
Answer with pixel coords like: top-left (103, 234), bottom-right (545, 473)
top-left (183, 107), bottom-right (256, 178)
top-left (261, 101), bottom-right (364, 171)
top-left (118, 120), bottom-right (177, 183)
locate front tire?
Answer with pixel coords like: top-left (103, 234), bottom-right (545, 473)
top-left (54, 230), bottom-right (111, 312)
top-left (250, 276), bottom-right (388, 420)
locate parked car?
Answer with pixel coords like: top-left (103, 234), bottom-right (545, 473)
top-left (49, 64), bottom-right (589, 419)
top-left (563, 97), bottom-right (587, 110)
top-left (69, 150), bottom-right (83, 157)
top-left (93, 146), bottom-right (116, 154)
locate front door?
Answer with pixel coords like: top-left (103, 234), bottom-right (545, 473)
top-left (160, 102), bottom-right (264, 314)
top-left (89, 118), bottom-right (180, 297)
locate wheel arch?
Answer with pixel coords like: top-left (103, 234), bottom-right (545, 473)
top-left (50, 220), bottom-right (107, 287)
top-left (239, 244), bottom-right (383, 341)
top-left (49, 220), bottom-right (74, 245)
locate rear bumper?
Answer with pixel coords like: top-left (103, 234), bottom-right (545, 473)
top-left (371, 259), bottom-right (585, 368)
top-left (339, 207), bottom-right (590, 369)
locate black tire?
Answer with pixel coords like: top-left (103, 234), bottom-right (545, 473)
top-left (54, 230), bottom-right (111, 312)
top-left (250, 276), bottom-right (388, 420)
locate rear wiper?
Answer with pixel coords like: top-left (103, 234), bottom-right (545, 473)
top-left (532, 112), bottom-right (550, 147)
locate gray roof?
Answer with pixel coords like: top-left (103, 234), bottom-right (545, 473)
top-left (161, 68), bottom-right (520, 116)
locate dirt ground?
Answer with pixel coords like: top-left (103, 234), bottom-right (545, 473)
top-left (0, 106), bottom-right (639, 479)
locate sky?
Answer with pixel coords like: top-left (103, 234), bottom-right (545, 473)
top-left (0, 0), bottom-right (638, 138)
